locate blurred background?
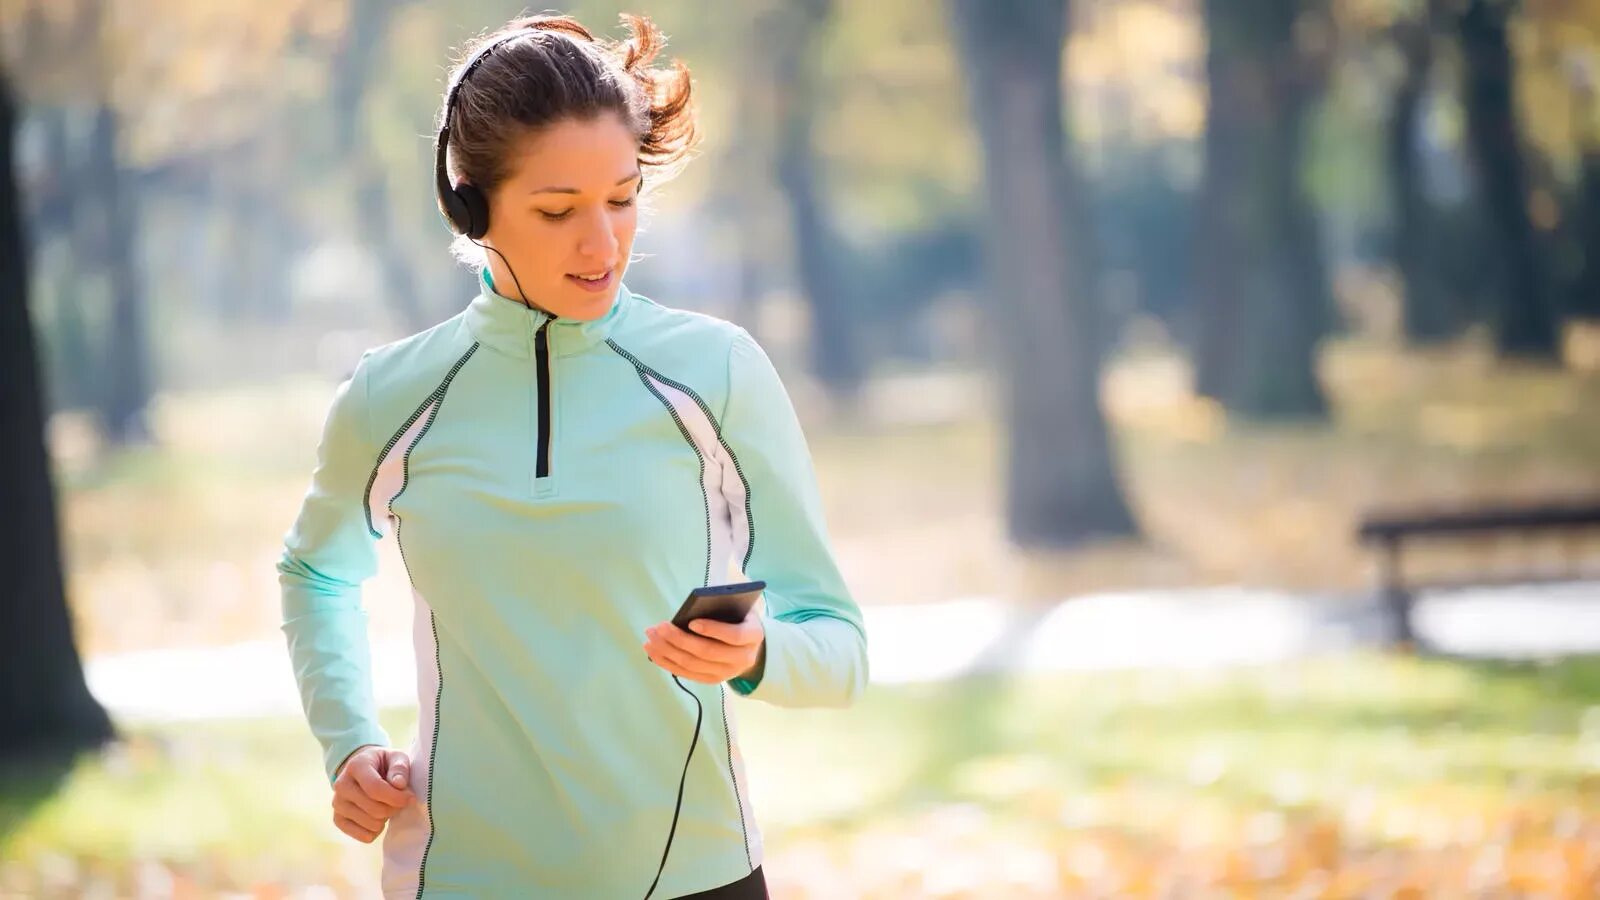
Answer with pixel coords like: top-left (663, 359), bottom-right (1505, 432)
top-left (4, 0), bottom-right (1600, 896)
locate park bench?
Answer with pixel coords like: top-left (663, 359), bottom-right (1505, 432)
top-left (1356, 499), bottom-right (1600, 649)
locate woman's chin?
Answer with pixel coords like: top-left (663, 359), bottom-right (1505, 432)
top-left (552, 285), bottom-right (619, 321)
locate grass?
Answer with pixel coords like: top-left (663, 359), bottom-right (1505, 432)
top-left (3, 654), bottom-right (1599, 896)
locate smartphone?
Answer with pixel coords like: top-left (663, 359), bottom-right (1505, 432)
top-left (670, 580), bottom-right (766, 631)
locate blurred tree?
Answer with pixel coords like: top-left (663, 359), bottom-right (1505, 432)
top-left (330, 0), bottom-right (428, 331)
top-left (5, 0), bottom-right (348, 423)
top-left (1193, 0), bottom-right (1332, 419)
top-left (4, 0), bottom-right (355, 398)
top-left (11, 7), bottom-right (98, 412)
top-left (5, 0), bottom-right (153, 442)
top-left (844, 213), bottom-right (983, 362)
top-left (803, 0), bottom-right (986, 366)
top-left (1093, 147), bottom-right (1195, 343)
top-left (1573, 124), bottom-right (1600, 320)
top-left (90, 99), bottom-right (153, 443)
top-left (697, 4), bottom-right (778, 335)
top-left (1387, 0), bottom-right (1461, 343)
top-left (947, 0), bottom-right (1138, 547)
top-left (1563, 54), bottom-right (1600, 320)
top-left (0, 63), bottom-right (115, 764)
top-left (69, 0), bottom-right (152, 444)
top-left (763, 0), bottom-right (866, 405)
top-left (1455, 0), bottom-right (1561, 359)
top-left (1497, 0), bottom-right (1600, 322)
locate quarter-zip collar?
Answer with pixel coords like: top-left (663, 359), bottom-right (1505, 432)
top-left (464, 266), bottom-right (634, 358)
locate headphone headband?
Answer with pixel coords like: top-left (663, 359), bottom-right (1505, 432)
top-left (434, 28), bottom-right (543, 238)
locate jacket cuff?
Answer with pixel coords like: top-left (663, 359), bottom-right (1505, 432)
top-left (325, 726), bottom-right (391, 785)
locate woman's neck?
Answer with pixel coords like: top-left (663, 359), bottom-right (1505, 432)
top-left (483, 266), bottom-right (551, 315)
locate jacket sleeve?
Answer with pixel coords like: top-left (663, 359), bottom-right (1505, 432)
top-left (721, 328), bottom-right (868, 706)
top-left (277, 352), bottom-right (391, 783)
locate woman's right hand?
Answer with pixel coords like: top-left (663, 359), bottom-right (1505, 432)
top-left (331, 744), bottom-right (416, 843)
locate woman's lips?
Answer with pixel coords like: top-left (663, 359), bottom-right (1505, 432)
top-left (567, 269), bottom-right (614, 293)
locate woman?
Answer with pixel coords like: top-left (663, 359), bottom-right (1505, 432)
top-left (277, 13), bottom-right (868, 899)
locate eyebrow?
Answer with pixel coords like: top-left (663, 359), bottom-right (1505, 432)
top-left (529, 172), bottom-right (642, 195)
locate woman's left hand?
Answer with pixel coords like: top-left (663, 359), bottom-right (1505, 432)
top-left (643, 613), bottom-right (765, 684)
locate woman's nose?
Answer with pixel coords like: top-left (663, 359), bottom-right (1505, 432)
top-left (576, 207), bottom-right (619, 261)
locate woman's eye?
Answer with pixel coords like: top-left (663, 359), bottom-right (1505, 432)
top-left (538, 209), bottom-right (573, 222)
top-left (609, 196), bottom-right (636, 209)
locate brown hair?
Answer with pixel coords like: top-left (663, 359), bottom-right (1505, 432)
top-left (440, 14), bottom-right (697, 206)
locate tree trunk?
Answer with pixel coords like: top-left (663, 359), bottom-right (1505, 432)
top-left (32, 106), bottom-right (99, 412)
top-left (725, 14), bottom-right (773, 342)
top-left (1191, 32), bottom-right (1244, 402)
top-left (1388, 4), bottom-right (1456, 343)
top-left (92, 103), bottom-right (152, 444)
top-left (1571, 149), bottom-right (1600, 320)
top-left (52, 271), bottom-right (97, 411)
top-left (1565, 73), bottom-right (1600, 322)
top-left (223, 181), bottom-right (297, 325)
top-left (1456, 0), bottom-right (1560, 360)
top-left (767, 0), bottom-right (864, 404)
top-left (1192, 0), bottom-right (1331, 419)
top-left (947, 0), bottom-right (1138, 547)
top-left (330, 0), bottom-right (427, 330)
top-left (0, 65), bottom-right (116, 765)
top-left (355, 160), bottom-right (426, 327)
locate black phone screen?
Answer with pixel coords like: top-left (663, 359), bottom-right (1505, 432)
top-left (670, 580), bottom-right (766, 631)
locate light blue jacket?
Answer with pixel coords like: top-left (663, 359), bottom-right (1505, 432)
top-left (278, 271), bottom-right (868, 898)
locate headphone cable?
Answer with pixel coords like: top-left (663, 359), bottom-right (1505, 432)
top-left (473, 236), bottom-right (702, 900)
top-left (471, 238), bottom-right (545, 316)
top-left (644, 675), bottom-right (702, 900)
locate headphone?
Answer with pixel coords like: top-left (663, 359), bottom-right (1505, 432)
top-left (433, 29), bottom-right (529, 241)
top-left (433, 27), bottom-right (544, 308)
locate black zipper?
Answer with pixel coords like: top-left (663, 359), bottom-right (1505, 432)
top-left (534, 318), bottom-right (553, 479)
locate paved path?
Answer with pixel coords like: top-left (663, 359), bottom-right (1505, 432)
top-left (84, 582), bottom-right (1600, 722)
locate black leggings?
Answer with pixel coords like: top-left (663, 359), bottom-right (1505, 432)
top-left (671, 866), bottom-right (768, 899)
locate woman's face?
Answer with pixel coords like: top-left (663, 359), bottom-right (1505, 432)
top-left (481, 112), bottom-right (640, 320)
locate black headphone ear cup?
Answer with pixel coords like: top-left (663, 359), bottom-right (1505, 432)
top-left (441, 185), bottom-right (473, 236)
top-left (455, 183), bottom-right (491, 240)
